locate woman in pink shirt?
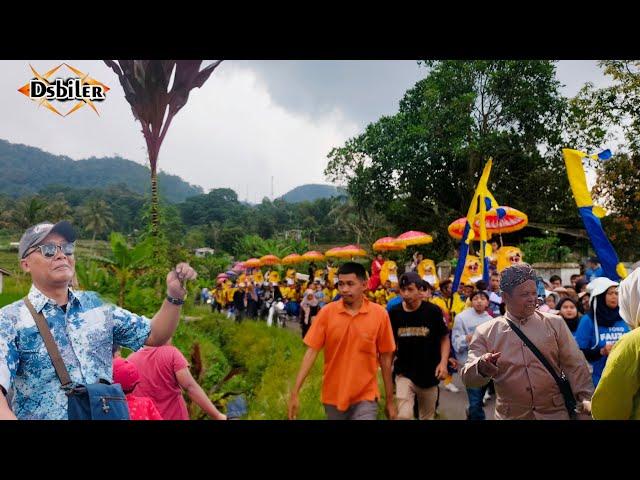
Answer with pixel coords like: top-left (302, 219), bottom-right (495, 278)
top-left (127, 341), bottom-right (227, 420)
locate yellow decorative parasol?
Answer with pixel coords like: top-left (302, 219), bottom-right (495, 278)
top-left (259, 254), bottom-right (281, 266)
top-left (301, 251), bottom-right (326, 262)
top-left (478, 206), bottom-right (528, 235)
top-left (326, 245), bottom-right (368, 258)
top-left (395, 230), bottom-right (433, 246)
top-left (372, 236), bottom-right (405, 252)
top-left (281, 253), bottom-right (304, 265)
top-left (448, 217), bottom-right (488, 241)
top-left (244, 258), bottom-right (262, 269)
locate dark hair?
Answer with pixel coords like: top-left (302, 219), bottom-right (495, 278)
top-left (549, 275), bottom-right (562, 283)
top-left (499, 302), bottom-right (506, 315)
top-left (556, 297), bottom-right (579, 311)
top-left (470, 290), bottom-right (490, 302)
top-left (575, 279), bottom-right (588, 293)
top-left (440, 279), bottom-right (452, 290)
top-left (570, 274), bottom-right (580, 281)
top-left (490, 272), bottom-right (500, 279)
top-left (337, 262), bottom-right (367, 281)
top-left (475, 280), bottom-right (488, 291)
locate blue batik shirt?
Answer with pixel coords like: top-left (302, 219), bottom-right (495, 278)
top-left (0, 285), bottom-right (152, 419)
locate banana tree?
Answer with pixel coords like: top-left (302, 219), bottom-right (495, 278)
top-left (104, 60), bottom-right (222, 236)
top-left (93, 232), bottom-right (154, 307)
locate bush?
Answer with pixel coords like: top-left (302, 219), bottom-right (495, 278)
top-left (520, 235), bottom-right (573, 263)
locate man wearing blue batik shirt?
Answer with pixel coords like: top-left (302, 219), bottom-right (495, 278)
top-left (0, 221), bottom-right (197, 420)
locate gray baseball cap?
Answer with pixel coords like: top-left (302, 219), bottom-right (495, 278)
top-left (19, 221), bottom-right (77, 259)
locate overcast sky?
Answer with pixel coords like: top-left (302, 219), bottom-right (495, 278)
top-left (0, 60), bottom-right (612, 202)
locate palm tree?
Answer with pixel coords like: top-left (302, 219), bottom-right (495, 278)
top-left (44, 194), bottom-right (72, 223)
top-left (78, 199), bottom-right (115, 250)
top-left (3, 197), bottom-right (47, 229)
top-left (104, 60), bottom-right (222, 236)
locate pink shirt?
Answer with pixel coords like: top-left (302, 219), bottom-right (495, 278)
top-left (126, 394), bottom-right (163, 420)
top-left (128, 346), bottom-right (190, 420)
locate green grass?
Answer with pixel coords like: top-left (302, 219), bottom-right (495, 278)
top-left (166, 313), bottom-right (326, 420)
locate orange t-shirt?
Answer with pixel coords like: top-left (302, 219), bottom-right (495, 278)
top-left (303, 297), bottom-right (396, 412)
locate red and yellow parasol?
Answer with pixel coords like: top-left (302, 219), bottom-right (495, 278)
top-left (395, 230), bottom-right (433, 246)
top-left (478, 206), bottom-right (528, 234)
top-left (301, 250), bottom-right (326, 262)
top-left (281, 253), bottom-right (304, 265)
top-left (259, 254), bottom-right (281, 266)
top-left (326, 245), bottom-right (368, 258)
top-left (448, 217), bottom-right (488, 241)
top-left (244, 258), bottom-right (262, 269)
top-left (372, 236), bottom-right (405, 252)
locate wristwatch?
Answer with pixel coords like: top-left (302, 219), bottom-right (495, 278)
top-left (166, 295), bottom-right (185, 306)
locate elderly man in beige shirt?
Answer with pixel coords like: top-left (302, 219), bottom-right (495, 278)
top-left (460, 263), bottom-right (594, 420)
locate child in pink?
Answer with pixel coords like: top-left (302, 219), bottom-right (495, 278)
top-left (113, 357), bottom-right (163, 421)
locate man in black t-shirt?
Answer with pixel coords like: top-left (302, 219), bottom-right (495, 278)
top-left (389, 272), bottom-right (450, 420)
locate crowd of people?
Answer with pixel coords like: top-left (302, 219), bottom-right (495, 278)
top-left (198, 268), bottom-right (340, 332)
top-left (288, 251), bottom-right (639, 420)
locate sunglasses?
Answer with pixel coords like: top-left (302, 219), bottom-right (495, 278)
top-left (24, 242), bottom-right (75, 259)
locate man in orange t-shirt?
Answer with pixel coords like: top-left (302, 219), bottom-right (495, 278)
top-left (288, 262), bottom-right (397, 420)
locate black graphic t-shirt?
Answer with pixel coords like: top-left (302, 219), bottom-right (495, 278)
top-left (389, 300), bottom-right (448, 388)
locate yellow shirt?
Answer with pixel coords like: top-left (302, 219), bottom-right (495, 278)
top-left (226, 288), bottom-right (236, 303)
top-left (214, 289), bottom-right (225, 305)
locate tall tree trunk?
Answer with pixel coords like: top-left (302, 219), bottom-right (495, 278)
top-left (150, 170), bottom-right (159, 236)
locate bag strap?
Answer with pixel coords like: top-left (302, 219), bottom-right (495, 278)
top-left (23, 297), bottom-right (73, 388)
top-left (506, 318), bottom-right (565, 386)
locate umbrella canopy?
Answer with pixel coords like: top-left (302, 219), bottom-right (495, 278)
top-left (324, 247), bottom-right (343, 258)
top-left (232, 262), bottom-right (245, 272)
top-left (372, 236), bottom-right (405, 252)
top-left (302, 250), bottom-right (326, 262)
top-left (259, 254), bottom-right (281, 266)
top-left (225, 270), bottom-right (237, 277)
top-left (244, 258), bottom-right (262, 269)
top-left (478, 206), bottom-right (528, 234)
top-left (217, 273), bottom-right (228, 279)
top-left (327, 245), bottom-right (368, 258)
top-left (395, 230), bottom-right (433, 246)
top-left (281, 253), bottom-right (304, 265)
top-left (448, 217), bottom-right (488, 240)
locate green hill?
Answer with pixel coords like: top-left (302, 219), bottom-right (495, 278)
top-left (0, 139), bottom-right (203, 203)
top-left (278, 184), bottom-right (345, 203)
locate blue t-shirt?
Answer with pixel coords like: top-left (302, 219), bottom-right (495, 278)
top-left (386, 295), bottom-right (403, 313)
top-left (585, 266), bottom-right (604, 282)
top-left (575, 313), bottom-right (629, 387)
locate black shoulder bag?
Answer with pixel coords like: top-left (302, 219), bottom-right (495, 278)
top-left (506, 319), bottom-right (577, 419)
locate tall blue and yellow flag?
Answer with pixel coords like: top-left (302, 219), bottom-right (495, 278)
top-left (452, 159), bottom-right (499, 293)
top-left (562, 148), bottom-right (627, 281)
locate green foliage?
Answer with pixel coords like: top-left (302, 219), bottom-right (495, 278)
top-left (78, 199), bottom-right (114, 241)
top-left (520, 235), bottom-right (573, 263)
top-left (93, 232), bottom-right (155, 307)
top-left (325, 60), bottom-right (577, 260)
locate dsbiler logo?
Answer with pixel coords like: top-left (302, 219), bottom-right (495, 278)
top-left (18, 63), bottom-right (110, 117)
